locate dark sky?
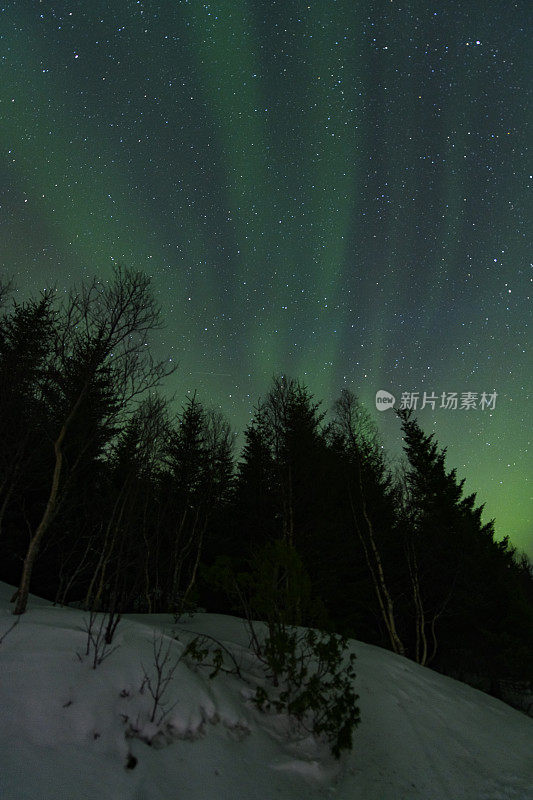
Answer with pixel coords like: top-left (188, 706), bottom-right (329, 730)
top-left (1, 1), bottom-right (531, 555)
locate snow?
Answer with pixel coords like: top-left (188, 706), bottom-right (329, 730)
top-left (0, 582), bottom-right (531, 800)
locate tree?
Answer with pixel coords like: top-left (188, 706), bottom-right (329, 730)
top-left (261, 376), bottom-right (327, 551)
top-left (82, 393), bottom-right (170, 616)
top-left (230, 410), bottom-right (278, 561)
top-left (396, 408), bottom-right (532, 673)
top-left (332, 389), bottom-right (406, 656)
top-left (240, 377), bottom-right (327, 550)
top-left (13, 266), bottom-right (171, 615)
top-left (0, 294), bottom-right (56, 538)
top-left (232, 377), bottom-right (330, 623)
top-left (160, 395), bottom-right (234, 613)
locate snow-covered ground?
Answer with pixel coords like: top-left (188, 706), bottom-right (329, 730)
top-left (0, 582), bottom-right (531, 800)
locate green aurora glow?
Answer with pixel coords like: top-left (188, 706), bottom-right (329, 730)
top-left (1, 1), bottom-right (531, 554)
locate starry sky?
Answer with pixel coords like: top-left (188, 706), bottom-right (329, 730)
top-left (1, 1), bottom-right (531, 555)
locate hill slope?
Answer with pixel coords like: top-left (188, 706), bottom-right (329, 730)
top-left (0, 583), bottom-right (531, 800)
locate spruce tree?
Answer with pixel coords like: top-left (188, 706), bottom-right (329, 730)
top-left (161, 395), bottom-right (234, 613)
top-left (397, 408), bottom-right (533, 678)
top-left (0, 295), bottom-right (56, 540)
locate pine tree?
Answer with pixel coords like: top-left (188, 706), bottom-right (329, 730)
top-left (0, 294), bottom-right (56, 539)
top-left (161, 395), bottom-right (234, 613)
top-left (232, 377), bottom-right (331, 621)
top-left (396, 408), bottom-right (533, 676)
top-left (233, 412), bottom-right (278, 554)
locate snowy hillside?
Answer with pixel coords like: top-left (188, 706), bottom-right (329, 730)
top-left (0, 582), bottom-right (531, 800)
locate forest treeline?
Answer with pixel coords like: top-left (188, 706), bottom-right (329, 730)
top-left (1, 268), bottom-right (531, 697)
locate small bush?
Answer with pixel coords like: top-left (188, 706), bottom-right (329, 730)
top-left (78, 610), bottom-right (120, 669)
top-left (206, 540), bottom-right (361, 757)
top-left (253, 623), bottom-right (360, 758)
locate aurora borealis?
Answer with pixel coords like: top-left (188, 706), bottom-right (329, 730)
top-left (1, 1), bottom-right (531, 555)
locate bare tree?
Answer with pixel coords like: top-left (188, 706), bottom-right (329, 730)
top-left (83, 393), bottom-right (170, 614)
top-left (13, 266), bottom-right (173, 615)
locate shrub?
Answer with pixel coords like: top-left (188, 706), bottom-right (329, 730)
top-left (252, 623), bottom-right (359, 758)
top-left (206, 539), bottom-right (360, 757)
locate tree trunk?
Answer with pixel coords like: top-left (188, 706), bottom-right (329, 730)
top-left (13, 387), bottom-right (87, 615)
top-left (350, 456), bottom-right (406, 657)
top-left (13, 439), bottom-right (64, 614)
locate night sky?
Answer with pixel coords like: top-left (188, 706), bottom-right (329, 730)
top-left (1, 1), bottom-right (531, 556)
